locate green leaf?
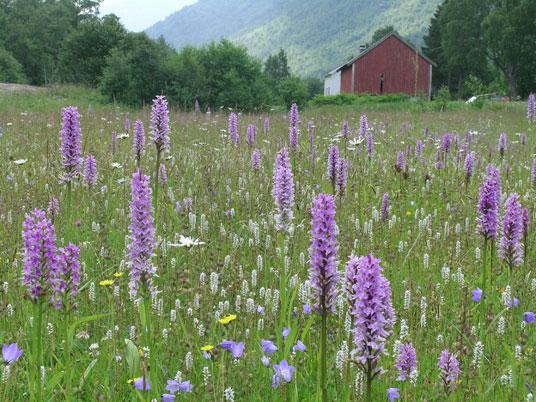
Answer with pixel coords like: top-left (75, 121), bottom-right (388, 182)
top-left (78, 358), bottom-right (98, 391)
top-left (124, 338), bottom-right (140, 378)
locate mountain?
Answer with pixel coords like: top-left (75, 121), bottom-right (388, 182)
top-left (146, 0), bottom-right (442, 78)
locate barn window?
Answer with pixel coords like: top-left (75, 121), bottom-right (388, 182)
top-left (379, 74), bottom-right (385, 94)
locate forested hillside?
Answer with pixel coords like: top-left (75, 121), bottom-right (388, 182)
top-left (146, 0), bottom-right (442, 77)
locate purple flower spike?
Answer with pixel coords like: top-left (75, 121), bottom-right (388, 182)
top-left (415, 140), bottom-right (423, 158)
top-left (246, 124), bottom-right (256, 146)
top-left (83, 155), bottom-right (98, 187)
top-left (532, 159), bottom-right (536, 188)
top-left (366, 133), bottom-right (374, 160)
top-left (159, 163), bottom-right (168, 186)
top-left (288, 103), bottom-right (299, 150)
top-left (381, 193), bottom-right (389, 222)
top-left (60, 106), bottom-right (82, 182)
top-left (22, 209), bottom-right (58, 300)
top-left (396, 343), bottom-right (417, 381)
top-left (251, 149), bottom-right (261, 171)
top-left (395, 151), bottom-right (406, 172)
top-left (347, 254), bottom-right (395, 373)
top-left (128, 169), bottom-right (155, 297)
top-left (150, 95), bottom-right (170, 152)
top-left (47, 197), bottom-right (60, 220)
top-left (498, 193), bottom-right (524, 267)
top-left (464, 151), bottom-right (474, 182)
top-left (133, 120), bottom-right (145, 162)
top-left (359, 114), bottom-right (368, 138)
top-left (336, 158), bottom-right (348, 196)
top-left (528, 93), bottom-right (535, 124)
top-left (522, 208), bottom-right (530, 238)
top-left (309, 193), bottom-right (339, 314)
top-left (498, 132), bottom-right (507, 157)
top-left (327, 145), bottom-right (339, 188)
top-left (438, 349), bottom-right (461, 394)
top-left (228, 112), bottom-right (239, 145)
top-left (52, 243), bottom-right (81, 309)
top-left (342, 120), bottom-right (349, 139)
top-left (272, 148), bottom-right (294, 232)
top-left (478, 164), bottom-right (501, 240)
top-left (2, 343), bottom-right (23, 364)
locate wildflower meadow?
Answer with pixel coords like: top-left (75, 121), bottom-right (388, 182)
top-left (1, 94), bottom-right (536, 401)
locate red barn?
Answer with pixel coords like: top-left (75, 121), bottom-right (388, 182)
top-left (324, 33), bottom-right (435, 99)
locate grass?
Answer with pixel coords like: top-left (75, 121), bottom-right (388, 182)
top-left (0, 89), bottom-right (535, 401)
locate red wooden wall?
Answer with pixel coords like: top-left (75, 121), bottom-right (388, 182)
top-left (340, 35), bottom-right (431, 98)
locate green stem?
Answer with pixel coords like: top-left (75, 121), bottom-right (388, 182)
top-left (140, 288), bottom-right (153, 398)
top-left (320, 311), bottom-right (327, 402)
top-left (32, 300), bottom-right (44, 402)
top-left (64, 308), bottom-right (72, 402)
top-left (481, 238), bottom-right (488, 318)
top-left (154, 150), bottom-right (161, 226)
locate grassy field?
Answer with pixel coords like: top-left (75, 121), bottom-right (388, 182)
top-left (0, 89), bottom-right (535, 401)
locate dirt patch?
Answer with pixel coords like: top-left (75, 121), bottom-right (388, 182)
top-left (0, 83), bottom-right (46, 93)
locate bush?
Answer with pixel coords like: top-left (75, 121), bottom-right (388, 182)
top-left (309, 93), bottom-right (410, 106)
top-left (0, 46), bottom-right (27, 83)
top-left (434, 85), bottom-right (451, 111)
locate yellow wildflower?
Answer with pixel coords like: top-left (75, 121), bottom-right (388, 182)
top-left (218, 314), bottom-right (237, 325)
top-left (99, 279), bottom-right (114, 287)
top-left (201, 345), bottom-right (214, 352)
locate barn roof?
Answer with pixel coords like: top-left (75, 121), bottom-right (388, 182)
top-left (325, 32), bottom-right (436, 77)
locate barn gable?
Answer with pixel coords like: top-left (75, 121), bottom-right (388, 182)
top-left (325, 32), bottom-right (435, 99)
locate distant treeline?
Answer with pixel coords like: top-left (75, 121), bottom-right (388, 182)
top-left (423, 0), bottom-right (536, 98)
top-left (0, 1), bottom-right (321, 110)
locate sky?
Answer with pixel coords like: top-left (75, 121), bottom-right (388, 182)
top-left (99, 0), bottom-right (198, 32)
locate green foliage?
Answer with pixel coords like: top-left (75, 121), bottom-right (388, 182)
top-left (147, 0), bottom-right (443, 77)
top-left (482, 0), bottom-right (536, 97)
top-left (60, 15), bottom-right (127, 86)
top-left (278, 76), bottom-right (309, 109)
top-left (0, 46), bottom-right (26, 83)
top-left (371, 25), bottom-right (398, 44)
top-left (264, 49), bottom-right (290, 87)
top-left (434, 85), bottom-right (451, 111)
top-left (194, 40), bottom-right (270, 111)
top-left (99, 33), bottom-right (175, 106)
top-left (310, 93), bottom-right (411, 107)
top-left (425, 0), bottom-right (536, 98)
top-left (0, 0), bottom-right (101, 84)
top-left (464, 74), bottom-right (485, 97)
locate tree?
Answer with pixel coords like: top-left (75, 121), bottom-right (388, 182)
top-left (1, 0), bottom-right (102, 84)
top-left (423, 1), bottom-right (449, 91)
top-left (99, 33), bottom-right (175, 105)
top-left (371, 26), bottom-right (398, 44)
top-left (424, 0), bottom-right (491, 97)
top-left (60, 14), bottom-right (126, 85)
top-left (195, 40), bottom-right (270, 110)
top-left (264, 49), bottom-right (290, 85)
top-left (168, 46), bottom-right (207, 110)
top-left (278, 76), bottom-right (308, 108)
top-left (0, 45), bottom-right (26, 83)
top-left (483, 0), bottom-right (536, 97)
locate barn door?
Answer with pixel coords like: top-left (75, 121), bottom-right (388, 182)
top-left (380, 73), bottom-right (385, 95)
